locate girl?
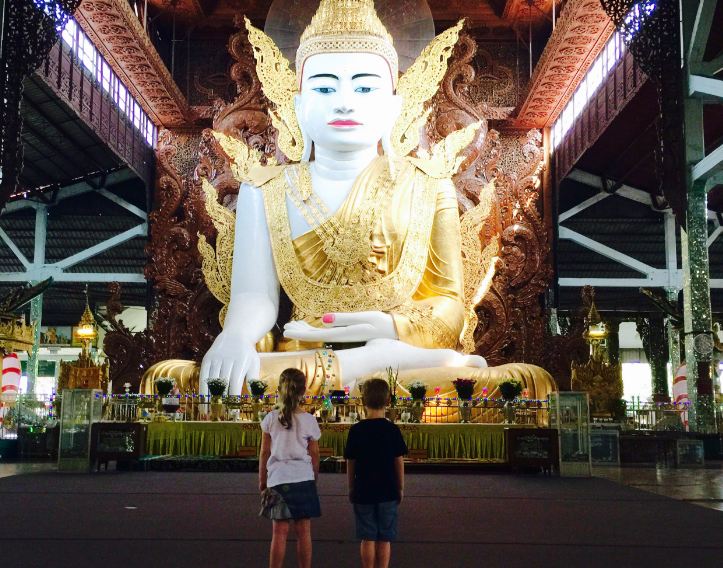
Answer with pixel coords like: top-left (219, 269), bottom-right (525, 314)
top-left (259, 368), bottom-right (321, 568)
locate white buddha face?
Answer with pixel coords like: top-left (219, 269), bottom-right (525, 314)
top-left (295, 52), bottom-right (402, 154)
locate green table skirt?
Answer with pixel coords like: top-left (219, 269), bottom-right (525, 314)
top-left (145, 422), bottom-right (515, 462)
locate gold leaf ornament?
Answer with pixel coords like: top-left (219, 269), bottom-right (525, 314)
top-left (244, 17), bottom-right (304, 162)
top-left (459, 180), bottom-right (500, 354)
top-left (410, 121), bottom-right (481, 179)
top-left (198, 178), bottom-right (236, 327)
top-left (392, 20), bottom-right (464, 157)
top-left (211, 131), bottom-right (276, 184)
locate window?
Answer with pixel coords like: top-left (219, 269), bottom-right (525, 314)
top-left (55, 12), bottom-right (157, 147)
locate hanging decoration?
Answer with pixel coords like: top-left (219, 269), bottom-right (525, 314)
top-left (0, 0), bottom-right (82, 208)
top-left (599, 0), bottom-right (686, 225)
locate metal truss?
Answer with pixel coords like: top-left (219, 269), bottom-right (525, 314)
top-left (558, 168), bottom-right (722, 289)
top-left (0, 177), bottom-right (146, 283)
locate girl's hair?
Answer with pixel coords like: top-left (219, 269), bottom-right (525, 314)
top-left (278, 368), bottom-right (307, 429)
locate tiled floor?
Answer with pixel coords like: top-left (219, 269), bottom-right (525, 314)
top-left (0, 460), bottom-right (721, 566)
top-left (594, 464), bottom-right (723, 511)
top-left (2, 460), bottom-right (721, 510)
top-left (0, 461), bottom-right (55, 479)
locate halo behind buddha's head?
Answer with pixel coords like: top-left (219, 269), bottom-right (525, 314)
top-left (264, 0), bottom-right (435, 85)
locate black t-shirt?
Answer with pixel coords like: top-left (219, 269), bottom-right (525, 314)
top-left (344, 418), bottom-right (408, 504)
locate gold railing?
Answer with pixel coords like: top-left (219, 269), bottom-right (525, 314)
top-left (99, 394), bottom-right (550, 426)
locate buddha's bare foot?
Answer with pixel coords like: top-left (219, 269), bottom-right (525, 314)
top-left (459, 354), bottom-right (487, 368)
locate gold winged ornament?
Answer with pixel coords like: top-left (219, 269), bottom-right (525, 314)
top-left (392, 20), bottom-right (464, 158)
top-left (244, 17), bottom-right (304, 163)
top-left (459, 181), bottom-right (500, 354)
top-left (211, 131), bottom-right (277, 183)
top-left (197, 179), bottom-right (235, 326)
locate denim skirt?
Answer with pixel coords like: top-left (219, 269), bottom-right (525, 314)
top-left (260, 480), bottom-right (321, 520)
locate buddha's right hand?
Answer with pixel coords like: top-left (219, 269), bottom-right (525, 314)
top-left (199, 331), bottom-right (261, 397)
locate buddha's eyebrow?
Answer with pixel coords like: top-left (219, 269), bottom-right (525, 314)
top-left (352, 73), bottom-right (381, 80)
top-left (308, 73), bottom-right (339, 80)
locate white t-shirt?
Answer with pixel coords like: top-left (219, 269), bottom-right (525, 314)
top-left (261, 409), bottom-right (321, 488)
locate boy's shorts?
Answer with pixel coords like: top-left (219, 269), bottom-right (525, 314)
top-left (353, 501), bottom-right (399, 542)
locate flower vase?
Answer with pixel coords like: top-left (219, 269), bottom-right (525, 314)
top-left (210, 396), bottom-right (225, 421)
top-left (400, 409), bottom-right (412, 423)
top-left (386, 407), bottom-right (398, 423)
top-left (251, 398), bottom-right (262, 422)
top-left (458, 399), bottom-right (472, 423)
top-left (503, 400), bottom-right (515, 424)
top-left (411, 400), bottom-right (425, 423)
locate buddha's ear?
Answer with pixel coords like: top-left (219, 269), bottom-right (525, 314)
top-left (294, 94), bottom-right (312, 162)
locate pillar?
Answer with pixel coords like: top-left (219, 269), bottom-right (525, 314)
top-left (681, 180), bottom-right (716, 432)
top-left (606, 319), bottom-right (620, 366)
top-left (636, 316), bottom-right (670, 401)
top-left (26, 203), bottom-right (47, 394)
top-left (26, 294), bottom-right (42, 393)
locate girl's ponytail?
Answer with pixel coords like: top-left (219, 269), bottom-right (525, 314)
top-left (278, 368), bottom-right (307, 429)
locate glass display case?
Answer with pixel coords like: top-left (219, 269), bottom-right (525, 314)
top-left (549, 391), bottom-right (591, 476)
top-left (58, 389), bottom-right (103, 472)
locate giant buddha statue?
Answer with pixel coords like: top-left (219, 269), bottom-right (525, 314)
top-left (143, 0), bottom-right (555, 405)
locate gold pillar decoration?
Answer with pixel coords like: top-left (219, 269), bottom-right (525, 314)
top-left (58, 297), bottom-right (108, 391)
top-left (571, 294), bottom-right (624, 419)
top-left (0, 314), bottom-right (34, 355)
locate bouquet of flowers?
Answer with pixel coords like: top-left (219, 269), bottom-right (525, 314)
top-left (154, 377), bottom-right (175, 397)
top-left (206, 378), bottom-right (228, 398)
top-left (407, 381), bottom-right (427, 401)
top-left (452, 378), bottom-right (476, 400)
top-left (248, 379), bottom-right (268, 399)
top-left (498, 379), bottom-right (523, 401)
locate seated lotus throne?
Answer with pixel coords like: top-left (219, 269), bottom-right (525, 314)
top-left (141, 0), bottom-right (556, 412)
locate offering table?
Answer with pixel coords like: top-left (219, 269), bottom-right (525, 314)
top-left (144, 421), bottom-right (536, 463)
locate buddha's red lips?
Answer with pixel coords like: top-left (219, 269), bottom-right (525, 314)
top-left (328, 120), bottom-right (362, 126)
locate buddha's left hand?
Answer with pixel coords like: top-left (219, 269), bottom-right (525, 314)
top-left (283, 311), bottom-right (397, 342)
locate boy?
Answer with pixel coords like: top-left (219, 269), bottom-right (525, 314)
top-left (344, 378), bottom-right (408, 568)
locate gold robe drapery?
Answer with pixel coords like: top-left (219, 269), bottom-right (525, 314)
top-left (261, 156), bottom-right (465, 351)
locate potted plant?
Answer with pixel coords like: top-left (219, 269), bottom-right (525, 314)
top-left (206, 378), bottom-right (228, 421)
top-left (248, 379), bottom-right (268, 401)
top-left (154, 377), bottom-right (178, 415)
top-left (498, 379), bottom-right (522, 423)
top-left (248, 379), bottom-right (268, 421)
top-left (407, 381), bottom-right (427, 423)
top-left (452, 378), bottom-right (476, 423)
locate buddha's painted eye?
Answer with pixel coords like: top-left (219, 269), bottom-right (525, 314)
top-left (312, 87), bottom-right (336, 94)
top-left (355, 86), bottom-right (377, 94)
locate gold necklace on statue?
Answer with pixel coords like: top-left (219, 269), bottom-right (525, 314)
top-left (286, 160), bottom-right (396, 269)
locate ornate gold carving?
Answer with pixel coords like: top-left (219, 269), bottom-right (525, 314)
top-left (244, 18), bottom-right (304, 162)
top-left (459, 180), bottom-right (500, 354)
top-left (392, 20), bottom-right (464, 157)
top-left (296, 0), bottom-right (398, 84)
top-left (262, 166), bottom-right (438, 320)
top-left (411, 121), bottom-right (482, 179)
top-left (395, 302), bottom-right (458, 349)
top-left (198, 179), bottom-right (235, 327)
top-left (212, 130), bottom-right (277, 184)
top-left (0, 315), bottom-right (34, 353)
top-left (286, 162), bottom-right (396, 273)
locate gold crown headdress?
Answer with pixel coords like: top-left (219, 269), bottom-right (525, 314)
top-left (243, 3), bottom-right (464, 161)
top-left (296, 0), bottom-right (398, 87)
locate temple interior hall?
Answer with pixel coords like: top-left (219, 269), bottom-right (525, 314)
top-left (0, 1), bottom-right (722, 566)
